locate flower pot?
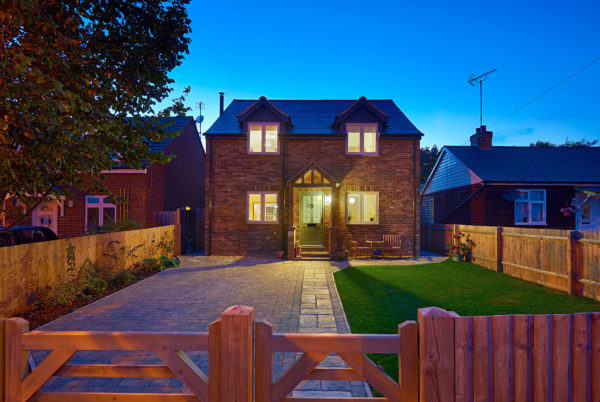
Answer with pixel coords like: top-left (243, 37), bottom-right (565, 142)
top-left (276, 250), bottom-right (284, 260)
top-left (452, 254), bottom-right (464, 262)
top-left (563, 211), bottom-right (571, 217)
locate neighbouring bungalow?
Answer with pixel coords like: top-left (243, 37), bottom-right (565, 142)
top-left (2, 116), bottom-right (205, 238)
top-left (203, 95), bottom-right (423, 258)
top-left (421, 126), bottom-right (600, 232)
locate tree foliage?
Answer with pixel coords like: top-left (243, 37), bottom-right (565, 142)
top-left (530, 138), bottom-right (598, 147)
top-left (0, 0), bottom-right (191, 227)
top-left (420, 145), bottom-right (440, 183)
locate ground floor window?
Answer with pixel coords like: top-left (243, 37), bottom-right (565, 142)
top-left (515, 189), bottom-right (546, 225)
top-left (247, 192), bottom-right (278, 223)
top-left (346, 191), bottom-right (379, 224)
top-left (85, 196), bottom-right (116, 231)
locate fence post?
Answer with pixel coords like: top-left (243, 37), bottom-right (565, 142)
top-left (418, 307), bottom-right (458, 402)
top-left (567, 230), bottom-right (582, 295)
top-left (5, 318), bottom-right (28, 402)
top-left (174, 208), bottom-right (182, 255)
top-left (1, 318), bottom-right (5, 400)
top-left (496, 226), bottom-right (504, 273)
top-left (219, 305), bottom-right (254, 402)
top-left (398, 321), bottom-right (419, 402)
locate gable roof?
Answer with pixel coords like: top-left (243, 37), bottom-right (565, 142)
top-left (205, 99), bottom-right (422, 136)
top-left (444, 146), bottom-right (600, 183)
top-left (236, 96), bottom-right (292, 126)
top-left (145, 116), bottom-right (195, 153)
top-left (332, 96), bottom-right (390, 128)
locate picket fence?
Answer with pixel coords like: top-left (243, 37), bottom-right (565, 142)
top-left (421, 223), bottom-right (600, 302)
top-left (1, 305), bottom-right (599, 401)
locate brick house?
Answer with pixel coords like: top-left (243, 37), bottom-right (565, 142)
top-left (204, 95), bottom-right (423, 258)
top-left (420, 126), bottom-right (600, 232)
top-left (2, 116), bottom-right (205, 238)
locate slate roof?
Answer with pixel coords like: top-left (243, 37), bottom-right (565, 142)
top-left (205, 99), bottom-right (423, 136)
top-left (145, 116), bottom-right (194, 153)
top-left (445, 146), bottom-right (600, 183)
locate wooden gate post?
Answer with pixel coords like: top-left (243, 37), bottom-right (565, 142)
top-left (174, 208), bottom-right (182, 255)
top-left (218, 305), bottom-right (254, 402)
top-left (567, 230), bottom-right (582, 295)
top-left (496, 226), bottom-right (504, 273)
top-left (398, 321), bottom-right (419, 402)
top-left (1, 318), bottom-right (6, 400)
top-left (5, 318), bottom-right (28, 402)
top-left (418, 307), bottom-right (458, 402)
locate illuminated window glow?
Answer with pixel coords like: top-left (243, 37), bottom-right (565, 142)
top-left (346, 124), bottom-right (378, 154)
top-left (248, 192), bottom-right (278, 223)
top-left (248, 123), bottom-right (279, 154)
top-left (346, 192), bottom-right (379, 224)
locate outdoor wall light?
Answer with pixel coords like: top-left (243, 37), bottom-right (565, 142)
top-left (348, 197), bottom-right (356, 204)
top-left (68, 200), bottom-right (74, 207)
top-left (325, 195), bottom-right (331, 204)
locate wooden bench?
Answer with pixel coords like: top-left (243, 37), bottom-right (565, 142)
top-left (383, 234), bottom-right (402, 258)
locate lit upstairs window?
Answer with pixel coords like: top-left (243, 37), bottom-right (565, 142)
top-left (346, 124), bottom-right (378, 155)
top-left (248, 123), bottom-right (279, 154)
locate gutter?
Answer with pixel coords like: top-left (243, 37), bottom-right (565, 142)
top-left (439, 183), bottom-right (485, 223)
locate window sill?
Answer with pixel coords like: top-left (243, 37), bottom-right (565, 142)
top-left (247, 152), bottom-right (280, 155)
top-left (514, 222), bottom-right (547, 226)
top-left (247, 221), bottom-right (280, 225)
top-left (347, 222), bottom-right (379, 225)
top-left (345, 153), bottom-right (379, 156)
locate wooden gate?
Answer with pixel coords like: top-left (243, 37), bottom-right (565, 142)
top-left (2, 306), bottom-right (600, 401)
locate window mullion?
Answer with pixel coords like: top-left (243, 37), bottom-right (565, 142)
top-left (262, 126), bottom-right (266, 153)
top-left (359, 193), bottom-right (364, 224)
top-left (360, 126), bottom-right (364, 153)
top-left (261, 193), bottom-right (265, 223)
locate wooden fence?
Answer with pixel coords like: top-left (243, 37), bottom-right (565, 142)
top-left (421, 223), bottom-right (600, 302)
top-left (0, 225), bottom-right (175, 317)
top-left (1, 305), bottom-right (599, 401)
top-left (152, 211), bottom-right (178, 226)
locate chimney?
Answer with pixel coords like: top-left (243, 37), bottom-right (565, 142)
top-left (219, 92), bottom-right (225, 115)
top-left (470, 125), bottom-right (493, 150)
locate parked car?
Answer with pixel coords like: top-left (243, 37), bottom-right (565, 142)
top-left (0, 225), bottom-right (58, 247)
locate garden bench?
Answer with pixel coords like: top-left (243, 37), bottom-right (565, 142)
top-left (382, 234), bottom-right (402, 258)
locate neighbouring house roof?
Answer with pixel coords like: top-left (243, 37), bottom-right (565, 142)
top-left (205, 99), bottom-right (423, 136)
top-left (145, 116), bottom-right (195, 153)
top-left (444, 146), bottom-right (600, 183)
top-left (575, 186), bottom-right (600, 196)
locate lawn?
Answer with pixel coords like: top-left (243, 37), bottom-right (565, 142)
top-left (334, 258), bottom-right (600, 379)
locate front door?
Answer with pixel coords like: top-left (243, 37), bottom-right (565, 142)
top-left (577, 197), bottom-right (600, 232)
top-left (32, 202), bottom-right (58, 233)
top-left (300, 191), bottom-right (324, 247)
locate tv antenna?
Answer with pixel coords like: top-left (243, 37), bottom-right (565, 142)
top-left (468, 68), bottom-right (497, 127)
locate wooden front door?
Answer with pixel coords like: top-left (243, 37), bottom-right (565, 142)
top-left (300, 191), bottom-right (324, 246)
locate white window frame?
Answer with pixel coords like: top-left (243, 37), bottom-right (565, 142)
top-left (247, 123), bottom-right (280, 154)
top-left (247, 192), bottom-right (279, 224)
top-left (85, 195), bottom-right (117, 231)
top-left (346, 123), bottom-right (379, 155)
top-left (514, 189), bottom-right (546, 225)
top-left (346, 191), bottom-right (379, 224)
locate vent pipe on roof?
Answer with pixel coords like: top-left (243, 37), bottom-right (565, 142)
top-left (219, 92), bottom-right (224, 115)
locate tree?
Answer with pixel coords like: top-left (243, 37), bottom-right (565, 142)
top-left (0, 0), bottom-right (192, 228)
top-left (530, 138), bottom-right (598, 147)
top-left (420, 145), bottom-right (440, 183)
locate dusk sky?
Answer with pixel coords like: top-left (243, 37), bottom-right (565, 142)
top-left (157, 0), bottom-right (600, 148)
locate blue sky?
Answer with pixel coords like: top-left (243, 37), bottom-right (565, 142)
top-left (157, 0), bottom-right (600, 148)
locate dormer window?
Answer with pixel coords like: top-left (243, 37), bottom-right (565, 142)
top-left (248, 123), bottom-right (279, 154)
top-left (346, 123), bottom-right (378, 155)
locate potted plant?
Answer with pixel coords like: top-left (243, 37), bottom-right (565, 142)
top-left (446, 231), bottom-right (475, 262)
top-left (331, 246), bottom-right (349, 261)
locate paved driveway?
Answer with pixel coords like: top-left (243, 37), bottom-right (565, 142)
top-left (34, 253), bottom-right (444, 395)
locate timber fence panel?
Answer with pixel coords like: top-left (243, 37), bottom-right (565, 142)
top-left (0, 225), bottom-right (175, 317)
top-left (579, 231), bottom-right (600, 302)
top-left (501, 227), bottom-right (570, 292)
top-left (429, 224), bottom-right (453, 255)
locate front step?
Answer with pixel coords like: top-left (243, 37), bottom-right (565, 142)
top-left (298, 249), bottom-right (329, 260)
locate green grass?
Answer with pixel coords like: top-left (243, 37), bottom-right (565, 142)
top-left (334, 259), bottom-right (600, 379)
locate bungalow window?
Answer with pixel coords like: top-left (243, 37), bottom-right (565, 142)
top-left (346, 124), bottom-right (378, 155)
top-left (515, 189), bottom-right (546, 225)
top-left (346, 192), bottom-right (379, 224)
top-left (247, 192), bottom-right (278, 223)
top-left (85, 196), bottom-right (116, 231)
top-left (248, 123), bottom-right (279, 154)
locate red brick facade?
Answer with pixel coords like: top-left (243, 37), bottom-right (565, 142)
top-left (3, 119), bottom-right (205, 238)
top-left (205, 136), bottom-right (421, 257)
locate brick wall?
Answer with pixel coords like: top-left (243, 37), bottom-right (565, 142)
top-left (206, 136), bottom-right (420, 257)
